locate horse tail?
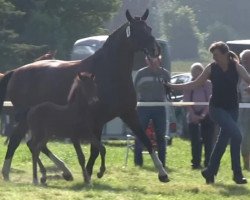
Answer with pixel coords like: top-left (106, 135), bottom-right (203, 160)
top-left (0, 70), bottom-right (14, 113)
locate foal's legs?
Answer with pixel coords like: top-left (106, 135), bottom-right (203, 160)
top-left (120, 110), bottom-right (169, 182)
top-left (86, 127), bottom-right (103, 179)
top-left (32, 144), bottom-right (41, 185)
top-left (2, 120), bottom-right (73, 181)
top-left (30, 135), bottom-right (48, 185)
top-left (97, 142), bottom-right (106, 179)
top-left (86, 143), bottom-right (100, 178)
top-left (71, 139), bottom-right (90, 184)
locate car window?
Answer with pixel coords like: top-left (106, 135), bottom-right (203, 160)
top-left (171, 75), bottom-right (191, 84)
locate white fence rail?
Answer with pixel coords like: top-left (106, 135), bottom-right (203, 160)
top-left (2, 101), bottom-right (250, 139)
top-left (4, 101), bottom-right (250, 108)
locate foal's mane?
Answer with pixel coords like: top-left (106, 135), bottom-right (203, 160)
top-left (67, 76), bottom-right (80, 103)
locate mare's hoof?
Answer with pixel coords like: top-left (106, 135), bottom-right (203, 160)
top-left (201, 169), bottom-right (214, 184)
top-left (97, 172), bottom-right (104, 179)
top-left (40, 177), bottom-right (47, 185)
top-left (2, 173), bottom-right (9, 181)
top-left (33, 180), bottom-right (39, 185)
top-left (158, 174), bottom-right (170, 183)
top-left (62, 172), bottom-right (73, 181)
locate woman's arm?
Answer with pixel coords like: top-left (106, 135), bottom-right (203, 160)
top-left (236, 63), bottom-right (250, 84)
top-left (167, 64), bottom-right (211, 91)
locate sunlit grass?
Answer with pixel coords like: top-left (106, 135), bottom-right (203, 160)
top-left (0, 136), bottom-right (250, 200)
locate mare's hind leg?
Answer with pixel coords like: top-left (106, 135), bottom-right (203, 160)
top-left (71, 139), bottom-right (90, 184)
top-left (2, 121), bottom-right (27, 181)
top-left (120, 111), bottom-right (170, 183)
top-left (40, 145), bottom-right (73, 181)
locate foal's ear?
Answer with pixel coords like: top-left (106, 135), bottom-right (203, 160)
top-left (126, 10), bottom-right (134, 23)
top-left (77, 72), bottom-right (87, 81)
top-left (141, 9), bottom-right (149, 21)
top-left (77, 72), bottom-right (83, 80)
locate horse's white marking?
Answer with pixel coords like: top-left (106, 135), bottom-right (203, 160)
top-left (126, 26), bottom-right (131, 38)
top-left (2, 158), bottom-right (12, 179)
top-left (48, 152), bottom-right (72, 175)
top-left (150, 151), bottom-right (168, 176)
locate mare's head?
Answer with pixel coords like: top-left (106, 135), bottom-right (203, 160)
top-left (125, 9), bottom-right (160, 58)
top-left (67, 72), bottom-right (98, 107)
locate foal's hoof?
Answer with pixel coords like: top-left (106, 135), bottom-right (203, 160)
top-left (62, 172), bottom-right (73, 181)
top-left (158, 174), bottom-right (170, 183)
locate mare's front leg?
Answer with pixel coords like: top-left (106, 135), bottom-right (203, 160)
top-left (71, 139), bottom-right (90, 184)
top-left (2, 121), bottom-right (27, 181)
top-left (120, 110), bottom-right (170, 183)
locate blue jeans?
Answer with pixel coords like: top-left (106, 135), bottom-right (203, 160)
top-left (134, 106), bottom-right (166, 167)
top-left (207, 106), bottom-right (242, 175)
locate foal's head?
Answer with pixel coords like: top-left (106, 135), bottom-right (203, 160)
top-left (67, 72), bottom-right (98, 107)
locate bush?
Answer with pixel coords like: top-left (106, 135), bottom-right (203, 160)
top-left (164, 6), bottom-right (201, 60)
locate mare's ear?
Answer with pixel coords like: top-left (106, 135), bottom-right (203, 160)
top-left (141, 9), bottom-right (149, 21)
top-left (126, 10), bottom-right (134, 23)
top-left (90, 74), bottom-right (95, 80)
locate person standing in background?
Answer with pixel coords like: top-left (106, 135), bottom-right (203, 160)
top-left (183, 63), bottom-right (215, 169)
top-left (238, 49), bottom-right (250, 170)
top-left (134, 55), bottom-right (170, 168)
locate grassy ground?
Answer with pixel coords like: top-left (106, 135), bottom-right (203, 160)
top-left (0, 136), bottom-right (250, 200)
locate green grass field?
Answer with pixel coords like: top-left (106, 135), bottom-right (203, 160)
top-left (0, 136), bottom-right (250, 200)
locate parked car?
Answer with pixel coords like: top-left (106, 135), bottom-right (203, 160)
top-left (170, 73), bottom-right (192, 138)
top-left (226, 40), bottom-right (250, 56)
top-left (170, 73), bottom-right (192, 101)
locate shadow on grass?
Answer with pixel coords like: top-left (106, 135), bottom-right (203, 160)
top-left (45, 181), bottom-right (132, 193)
top-left (214, 183), bottom-right (250, 196)
top-left (139, 165), bottom-right (175, 173)
top-left (10, 168), bottom-right (26, 174)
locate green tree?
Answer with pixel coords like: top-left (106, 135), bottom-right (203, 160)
top-left (1, 0), bottom-right (120, 70)
top-left (205, 21), bottom-right (237, 47)
top-left (0, 0), bottom-right (26, 70)
top-left (164, 6), bottom-right (201, 60)
top-left (17, 0), bottom-right (121, 57)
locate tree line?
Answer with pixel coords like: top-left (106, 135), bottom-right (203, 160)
top-left (0, 0), bottom-right (120, 71)
top-left (1, 0), bottom-right (250, 70)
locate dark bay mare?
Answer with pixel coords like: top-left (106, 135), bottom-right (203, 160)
top-left (28, 72), bottom-right (100, 185)
top-left (0, 9), bottom-right (169, 182)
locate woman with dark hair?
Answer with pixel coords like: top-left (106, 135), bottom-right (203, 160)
top-left (166, 41), bottom-right (250, 184)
